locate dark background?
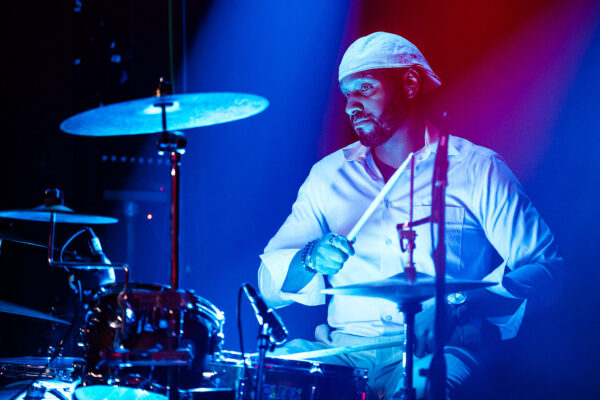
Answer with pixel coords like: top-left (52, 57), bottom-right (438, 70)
top-left (2, 0), bottom-right (600, 398)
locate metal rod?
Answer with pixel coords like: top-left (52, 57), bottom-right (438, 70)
top-left (406, 153), bottom-right (417, 283)
top-left (47, 213), bottom-right (56, 265)
top-left (255, 323), bottom-right (270, 400)
top-left (170, 151), bottom-right (181, 289)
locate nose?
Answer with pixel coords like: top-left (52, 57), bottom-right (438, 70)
top-left (345, 96), bottom-right (363, 117)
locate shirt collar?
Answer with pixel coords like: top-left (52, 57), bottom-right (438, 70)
top-left (342, 121), bottom-right (459, 162)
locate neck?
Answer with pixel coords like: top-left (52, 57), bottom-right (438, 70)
top-left (373, 111), bottom-right (425, 168)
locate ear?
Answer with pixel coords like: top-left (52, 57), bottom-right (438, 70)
top-left (403, 68), bottom-right (421, 99)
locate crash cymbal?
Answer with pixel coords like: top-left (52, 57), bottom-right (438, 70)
top-left (0, 204), bottom-right (118, 224)
top-left (0, 300), bottom-right (69, 325)
top-left (322, 272), bottom-right (495, 304)
top-left (60, 92), bottom-right (269, 136)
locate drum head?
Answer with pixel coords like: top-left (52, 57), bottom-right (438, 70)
top-left (75, 385), bottom-right (166, 400)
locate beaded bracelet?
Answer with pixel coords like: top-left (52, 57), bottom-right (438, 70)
top-left (301, 240), bottom-right (319, 274)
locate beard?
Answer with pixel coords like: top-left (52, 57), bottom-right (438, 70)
top-left (352, 97), bottom-right (407, 148)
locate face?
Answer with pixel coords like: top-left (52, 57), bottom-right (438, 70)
top-left (340, 70), bottom-right (409, 147)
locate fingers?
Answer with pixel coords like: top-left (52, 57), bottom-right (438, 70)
top-left (328, 233), bottom-right (355, 256)
top-left (311, 233), bottom-right (354, 275)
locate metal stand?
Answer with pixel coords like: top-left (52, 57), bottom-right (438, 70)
top-left (154, 83), bottom-right (187, 398)
top-left (397, 301), bottom-right (421, 400)
top-left (154, 87), bottom-right (187, 290)
top-left (396, 125), bottom-right (451, 400)
top-left (254, 323), bottom-right (272, 400)
top-left (428, 124), bottom-right (450, 400)
top-left (396, 155), bottom-right (421, 400)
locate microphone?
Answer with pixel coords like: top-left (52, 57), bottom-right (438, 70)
top-left (86, 227), bottom-right (112, 265)
top-left (242, 283), bottom-right (288, 345)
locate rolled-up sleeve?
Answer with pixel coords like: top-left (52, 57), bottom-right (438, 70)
top-left (474, 154), bottom-right (564, 338)
top-left (258, 167), bottom-right (329, 308)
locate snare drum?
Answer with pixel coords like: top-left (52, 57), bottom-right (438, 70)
top-left (0, 356), bottom-right (83, 382)
top-left (0, 356), bottom-right (82, 399)
top-left (0, 379), bottom-right (79, 400)
top-left (205, 351), bottom-right (369, 400)
top-left (76, 283), bottom-right (224, 398)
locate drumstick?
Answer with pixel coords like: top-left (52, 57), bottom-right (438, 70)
top-left (275, 339), bottom-right (404, 360)
top-left (346, 152), bottom-right (414, 242)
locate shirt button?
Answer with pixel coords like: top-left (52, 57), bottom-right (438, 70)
top-left (385, 238), bottom-right (392, 246)
top-left (385, 315), bottom-right (392, 322)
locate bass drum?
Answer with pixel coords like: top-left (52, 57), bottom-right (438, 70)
top-left (75, 283), bottom-right (224, 399)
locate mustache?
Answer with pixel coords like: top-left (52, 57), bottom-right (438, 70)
top-left (351, 112), bottom-right (375, 125)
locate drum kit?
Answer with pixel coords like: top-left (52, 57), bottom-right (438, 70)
top-left (0, 81), bottom-right (493, 400)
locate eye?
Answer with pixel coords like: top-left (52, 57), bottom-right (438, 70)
top-left (360, 83), bottom-right (373, 93)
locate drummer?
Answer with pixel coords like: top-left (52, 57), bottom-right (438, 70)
top-left (258, 32), bottom-right (563, 399)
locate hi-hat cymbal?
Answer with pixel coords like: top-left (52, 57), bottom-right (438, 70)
top-left (0, 356), bottom-right (84, 369)
top-left (0, 300), bottom-right (69, 325)
top-left (60, 92), bottom-right (269, 136)
top-left (0, 204), bottom-right (118, 224)
top-left (322, 272), bottom-right (495, 304)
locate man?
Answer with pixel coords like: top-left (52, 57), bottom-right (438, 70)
top-left (258, 32), bottom-right (563, 399)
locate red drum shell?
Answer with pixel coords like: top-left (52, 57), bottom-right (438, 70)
top-left (78, 283), bottom-right (224, 391)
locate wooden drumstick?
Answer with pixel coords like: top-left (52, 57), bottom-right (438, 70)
top-left (346, 152), bottom-right (414, 242)
top-left (275, 339), bottom-right (404, 360)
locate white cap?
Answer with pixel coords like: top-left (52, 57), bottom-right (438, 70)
top-left (339, 32), bottom-right (442, 93)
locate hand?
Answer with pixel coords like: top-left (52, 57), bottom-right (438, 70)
top-left (414, 299), bottom-right (460, 357)
top-left (309, 233), bottom-right (355, 275)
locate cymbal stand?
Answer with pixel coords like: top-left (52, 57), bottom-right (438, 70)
top-left (396, 155), bottom-right (420, 400)
top-left (154, 86), bottom-right (187, 291)
top-left (154, 82), bottom-right (186, 400)
top-left (428, 123), bottom-right (450, 400)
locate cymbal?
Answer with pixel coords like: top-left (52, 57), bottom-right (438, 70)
top-left (0, 300), bottom-right (69, 325)
top-left (60, 92), bottom-right (269, 136)
top-left (276, 339), bottom-right (404, 361)
top-left (0, 356), bottom-right (84, 369)
top-left (322, 272), bottom-right (495, 304)
top-left (0, 204), bottom-right (118, 224)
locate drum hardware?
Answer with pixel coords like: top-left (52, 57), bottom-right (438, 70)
top-left (0, 357), bottom-right (82, 400)
top-left (76, 283), bottom-right (225, 400)
top-left (0, 379), bottom-right (80, 400)
top-left (30, 189), bottom-right (132, 349)
top-left (321, 274), bottom-right (495, 302)
top-left (276, 339), bottom-right (404, 361)
top-left (205, 351), bottom-right (368, 400)
top-left (60, 81), bottom-right (269, 293)
top-left (49, 82), bottom-right (267, 399)
top-left (0, 357), bottom-right (84, 382)
top-left (0, 300), bottom-right (69, 325)
top-left (241, 283), bottom-right (289, 400)
top-left (0, 188), bottom-right (118, 225)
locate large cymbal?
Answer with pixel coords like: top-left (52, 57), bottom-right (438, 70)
top-left (0, 204), bottom-right (118, 224)
top-left (322, 272), bottom-right (495, 304)
top-left (0, 300), bottom-right (69, 325)
top-left (60, 92), bottom-right (269, 136)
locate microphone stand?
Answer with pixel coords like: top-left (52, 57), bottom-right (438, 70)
top-left (428, 121), bottom-right (450, 400)
top-left (255, 322), bottom-right (273, 400)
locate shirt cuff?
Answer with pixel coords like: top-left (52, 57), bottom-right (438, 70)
top-left (481, 264), bottom-right (526, 339)
top-left (259, 249), bottom-right (325, 308)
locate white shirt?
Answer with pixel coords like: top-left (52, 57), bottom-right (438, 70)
top-left (258, 131), bottom-right (563, 339)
